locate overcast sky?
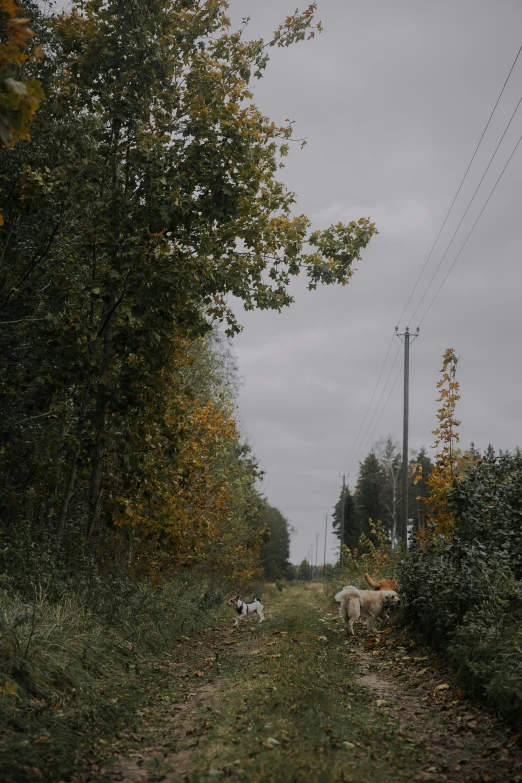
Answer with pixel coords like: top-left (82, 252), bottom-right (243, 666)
top-left (223, 0), bottom-right (522, 564)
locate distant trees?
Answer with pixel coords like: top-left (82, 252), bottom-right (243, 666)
top-left (335, 438), bottom-right (436, 555)
top-left (332, 484), bottom-right (359, 551)
top-left (297, 559), bottom-right (311, 581)
top-left (259, 504), bottom-right (293, 581)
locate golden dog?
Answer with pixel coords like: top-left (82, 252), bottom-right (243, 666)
top-left (335, 586), bottom-right (400, 637)
top-left (364, 572), bottom-right (397, 591)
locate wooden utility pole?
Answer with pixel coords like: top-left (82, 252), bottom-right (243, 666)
top-left (323, 514), bottom-right (327, 581)
top-left (339, 473), bottom-right (346, 565)
top-left (395, 325), bottom-right (419, 546)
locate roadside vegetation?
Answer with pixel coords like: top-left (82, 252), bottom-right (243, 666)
top-left (0, 1), bottom-right (375, 779)
top-left (333, 349), bottom-right (522, 730)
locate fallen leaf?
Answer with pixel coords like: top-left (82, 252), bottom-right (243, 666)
top-left (342, 741), bottom-right (356, 749)
top-left (193, 671), bottom-right (205, 678)
top-left (266, 653), bottom-right (281, 659)
top-left (434, 683), bottom-right (450, 693)
top-left (418, 667), bottom-right (429, 676)
top-left (265, 737), bottom-right (280, 746)
top-left (375, 699), bottom-right (389, 707)
top-left (289, 704), bottom-right (297, 712)
top-left (180, 636), bottom-right (190, 642)
top-left (34, 735), bottom-right (50, 744)
top-left (0, 680), bottom-right (19, 697)
top-left (316, 636), bottom-right (328, 642)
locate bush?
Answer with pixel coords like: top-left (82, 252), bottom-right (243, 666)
top-left (399, 449), bottom-right (522, 727)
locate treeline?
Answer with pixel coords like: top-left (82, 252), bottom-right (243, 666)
top-left (0, 0), bottom-right (375, 592)
top-left (332, 438), bottom-right (488, 553)
top-left (332, 440), bottom-right (433, 551)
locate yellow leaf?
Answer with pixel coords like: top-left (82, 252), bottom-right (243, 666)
top-left (434, 683), bottom-right (450, 693)
top-left (0, 680), bottom-right (19, 697)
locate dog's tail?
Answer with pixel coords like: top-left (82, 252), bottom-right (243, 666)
top-left (335, 586), bottom-right (361, 603)
top-left (364, 573), bottom-right (381, 589)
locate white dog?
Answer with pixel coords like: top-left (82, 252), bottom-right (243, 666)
top-left (227, 595), bottom-right (264, 627)
top-left (335, 586), bottom-right (399, 637)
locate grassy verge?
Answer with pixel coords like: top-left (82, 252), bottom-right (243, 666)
top-left (0, 573), bottom-right (230, 782)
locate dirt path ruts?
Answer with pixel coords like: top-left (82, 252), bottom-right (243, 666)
top-left (74, 586), bottom-right (522, 783)
top-left (350, 630), bottom-right (522, 783)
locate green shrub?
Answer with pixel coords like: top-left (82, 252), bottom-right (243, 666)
top-left (399, 449), bottom-right (522, 727)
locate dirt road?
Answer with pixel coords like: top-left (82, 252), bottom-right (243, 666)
top-left (77, 584), bottom-right (522, 783)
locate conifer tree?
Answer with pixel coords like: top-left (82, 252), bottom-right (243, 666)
top-left (353, 452), bottom-right (387, 543)
top-left (332, 485), bottom-right (358, 552)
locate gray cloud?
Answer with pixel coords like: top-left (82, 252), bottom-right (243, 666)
top-left (227, 0), bottom-right (522, 562)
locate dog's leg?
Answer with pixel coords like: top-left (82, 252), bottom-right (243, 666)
top-left (348, 598), bottom-right (360, 637)
top-left (257, 609), bottom-right (264, 622)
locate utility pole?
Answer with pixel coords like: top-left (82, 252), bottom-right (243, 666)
top-left (339, 473), bottom-right (346, 566)
top-left (395, 325), bottom-right (419, 547)
top-left (315, 532), bottom-right (319, 580)
top-left (323, 514), bottom-right (328, 582)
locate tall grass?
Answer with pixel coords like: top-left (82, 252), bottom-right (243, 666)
top-left (0, 571), bottom-right (229, 725)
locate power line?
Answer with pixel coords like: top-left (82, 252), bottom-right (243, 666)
top-left (342, 44), bottom-right (522, 482)
top-left (344, 332), bottom-right (395, 470)
top-left (396, 43), bottom-right (522, 327)
top-left (418, 129), bottom-right (522, 327)
top-left (349, 341), bottom-right (402, 470)
top-left (360, 361), bottom-right (404, 461)
top-left (408, 94), bottom-right (522, 325)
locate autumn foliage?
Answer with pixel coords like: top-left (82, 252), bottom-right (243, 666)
top-left (0, 0), bottom-right (375, 592)
top-left (0, 0), bottom-right (43, 149)
top-left (412, 348), bottom-right (461, 540)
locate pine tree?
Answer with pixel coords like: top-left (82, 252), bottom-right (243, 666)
top-left (376, 437), bottom-right (402, 545)
top-left (353, 452), bottom-right (387, 543)
top-left (331, 485), bottom-right (358, 552)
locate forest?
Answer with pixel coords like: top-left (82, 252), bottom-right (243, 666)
top-left (1, 1), bottom-right (522, 781)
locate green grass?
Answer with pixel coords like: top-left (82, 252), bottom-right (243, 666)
top-left (0, 573), bottom-right (231, 782)
top-left (185, 585), bottom-right (423, 782)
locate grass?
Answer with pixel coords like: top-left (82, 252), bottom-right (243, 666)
top-left (0, 572), bottom-right (231, 782)
top-left (180, 584), bottom-right (423, 782)
top-left (0, 581), bottom-right (427, 782)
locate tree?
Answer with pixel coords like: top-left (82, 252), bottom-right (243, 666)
top-left (353, 452), bottom-right (386, 544)
top-left (332, 485), bottom-right (358, 553)
top-left (408, 446), bottom-right (433, 531)
top-left (258, 504), bottom-right (293, 581)
top-left (0, 0), bottom-right (43, 150)
top-left (297, 559), bottom-right (311, 581)
top-left (0, 0), bottom-right (376, 574)
top-left (412, 348), bottom-right (461, 540)
top-left (375, 437), bottom-right (402, 545)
